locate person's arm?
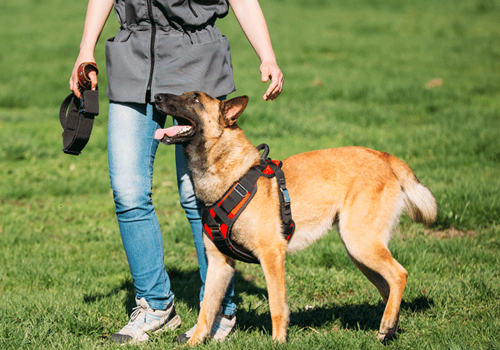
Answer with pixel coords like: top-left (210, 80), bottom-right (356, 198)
top-left (69, 0), bottom-right (114, 98)
top-left (228, 0), bottom-right (284, 101)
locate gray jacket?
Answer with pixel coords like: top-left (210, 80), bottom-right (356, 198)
top-left (106, 0), bottom-right (236, 103)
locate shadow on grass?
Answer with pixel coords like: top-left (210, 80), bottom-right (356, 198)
top-left (83, 269), bottom-right (433, 338)
top-left (83, 268), bottom-right (268, 316)
top-left (237, 296), bottom-right (434, 336)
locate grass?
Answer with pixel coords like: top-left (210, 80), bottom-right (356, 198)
top-left (1, 0), bottom-right (499, 349)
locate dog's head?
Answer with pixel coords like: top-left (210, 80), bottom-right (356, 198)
top-left (154, 91), bottom-right (249, 145)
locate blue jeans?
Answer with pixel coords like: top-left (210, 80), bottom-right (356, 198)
top-left (108, 101), bottom-right (235, 315)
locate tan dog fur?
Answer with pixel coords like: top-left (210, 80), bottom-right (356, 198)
top-left (154, 91), bottom-right (438, 344)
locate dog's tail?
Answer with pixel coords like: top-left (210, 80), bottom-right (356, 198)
top-left (388, 155), bottom-right (438, 225)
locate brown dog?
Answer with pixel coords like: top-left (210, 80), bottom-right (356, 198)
top-left (154, 91), bottom-right (438, 344)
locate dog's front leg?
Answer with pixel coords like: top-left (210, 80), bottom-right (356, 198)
top-left (187, 237), bottom-right (236, 345)
top-left (259, 241), bottom-right (289, 342)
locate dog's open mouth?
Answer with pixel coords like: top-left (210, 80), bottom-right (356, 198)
top-left (154, 116), bottom-right (195, 144)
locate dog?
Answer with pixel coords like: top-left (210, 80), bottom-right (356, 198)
top-left (154, 91), bottom-right (438, 344)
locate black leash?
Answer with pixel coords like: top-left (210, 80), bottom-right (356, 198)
top-left (59, 62), bottom-right (99, 155)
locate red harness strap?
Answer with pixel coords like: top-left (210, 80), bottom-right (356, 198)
top-left (202, 144), bottom-right (295, 264)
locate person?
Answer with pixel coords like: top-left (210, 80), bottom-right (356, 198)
top-left (69, 0), bottom-right (283, 345)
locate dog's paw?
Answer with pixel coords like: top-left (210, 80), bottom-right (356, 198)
top-left (377, 327), bottom-right (398, 342)
top-left (186, 337), bottom-right (202, 346)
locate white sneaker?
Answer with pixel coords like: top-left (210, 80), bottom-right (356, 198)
top-left (177, 310), bottom-right (236, 344)
top-left (111, 298), bottom-right (182, 344)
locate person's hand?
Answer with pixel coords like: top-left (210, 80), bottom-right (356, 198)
top-left (69, 54), bottom-right (98, 99)
top-left (260, 61), bottom-right (283, 101)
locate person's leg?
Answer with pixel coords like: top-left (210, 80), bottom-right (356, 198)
top-left (108, 101), bottom-right (172, 310)
top-left (108, 102), bottom-right (181, 344)
top-left (108, 103), bottom-right (174, 310)
top-left (174, 144), bottom-right (207, 299)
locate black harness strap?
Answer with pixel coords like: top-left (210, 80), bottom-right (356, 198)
top-left (266, 160), bottom-right (295, 242)
top-left (202, 144), bottom-right (295, 264)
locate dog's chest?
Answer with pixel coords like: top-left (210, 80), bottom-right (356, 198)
top-left (193, 174), bottom-right (233, 205)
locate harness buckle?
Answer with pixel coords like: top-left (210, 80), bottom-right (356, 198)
top-left (233, 183), bottom-right (249, 197)
top-left (280, 188), bottom-right (291, 206)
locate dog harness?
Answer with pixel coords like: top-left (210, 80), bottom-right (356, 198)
top-left (202, 144), bottom-right (295, 264)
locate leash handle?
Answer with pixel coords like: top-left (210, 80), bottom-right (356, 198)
top-left (77, 62), bottom-right (99, 92)
top-left (256, 143), bottom-right (269, 159)
top-left (59, 92), bottom-right (98, 156)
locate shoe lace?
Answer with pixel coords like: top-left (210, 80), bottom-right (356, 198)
top-left (129, 304), bottom-right (147, 323)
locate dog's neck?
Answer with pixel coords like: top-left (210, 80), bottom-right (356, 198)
top-left (184, 127), bottom-right (261, 206)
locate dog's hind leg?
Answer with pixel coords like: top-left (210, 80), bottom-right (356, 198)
top-left (258, 238), bottom-right (289, 342)
top-left (188, 238), bottom-right (236, 345)
top-left (339, 219), bottom-right (407, 341)
top-left (346, 246), bottom-right (407, 341)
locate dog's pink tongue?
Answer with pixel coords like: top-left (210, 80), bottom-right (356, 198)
top-left (154, 126), bottom-right (185, 139)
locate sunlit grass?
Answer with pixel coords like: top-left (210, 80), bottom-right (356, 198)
top-left (1, 0), bottom-right (499, 349)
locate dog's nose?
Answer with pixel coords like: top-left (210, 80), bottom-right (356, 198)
top-left (154, 94), bottom-right (164, 103)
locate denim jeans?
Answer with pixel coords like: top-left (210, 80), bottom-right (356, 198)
top-left (108, 101), bottom-right (236, 315)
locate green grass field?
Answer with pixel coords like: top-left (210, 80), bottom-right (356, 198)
top-left (1, 0), bottom-right (499, 349)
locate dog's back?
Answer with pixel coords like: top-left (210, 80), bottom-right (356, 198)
top-left (280, 146), bottom-right (437, 253)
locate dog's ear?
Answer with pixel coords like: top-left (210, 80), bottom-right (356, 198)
top-left (221, 96), bottom-right (249, 126)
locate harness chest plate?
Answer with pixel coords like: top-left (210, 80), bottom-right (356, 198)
top-left (202, 144), bottom-right (295, 264)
